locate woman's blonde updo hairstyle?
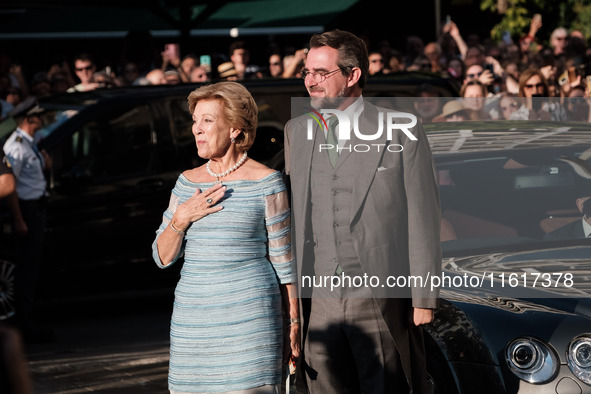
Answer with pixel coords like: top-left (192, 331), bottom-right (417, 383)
top-left (188, 81), bottom-right (257, 152)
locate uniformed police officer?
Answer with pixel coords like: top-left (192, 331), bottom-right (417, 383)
top-left (3, 108), bottom-right (53, 342)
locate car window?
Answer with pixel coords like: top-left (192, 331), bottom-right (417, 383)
top-left (170, 97), bottom-right (193, 142)
top-left (51, 104), bottom-right (155, 187)
top-left (436, 146), bottom-right (591, 254)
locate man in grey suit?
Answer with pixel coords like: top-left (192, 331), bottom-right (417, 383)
top-left (284, 30), bottom-right (442, 393)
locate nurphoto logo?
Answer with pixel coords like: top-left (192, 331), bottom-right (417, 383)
top-left (305, 108), bottom-right (418, 142)
top-left (295, 97), bottom-right (419, 153)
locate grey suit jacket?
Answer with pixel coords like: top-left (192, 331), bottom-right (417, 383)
top-left (284, 100), bottom-right (442, 390)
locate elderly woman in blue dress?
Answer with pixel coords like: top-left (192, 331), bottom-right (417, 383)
top-left (152, 81), bottom-right (300, 394)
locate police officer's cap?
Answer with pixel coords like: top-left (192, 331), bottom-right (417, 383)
top-left (26, 105), bottom-right (45, 116)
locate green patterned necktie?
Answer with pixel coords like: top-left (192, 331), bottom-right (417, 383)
top-left (326, 116), bottom-right (339, 167)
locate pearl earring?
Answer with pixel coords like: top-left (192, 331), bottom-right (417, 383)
top-left (231, 137), bottom-right (236, 143)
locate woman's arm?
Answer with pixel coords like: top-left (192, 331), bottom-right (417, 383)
top-left (281, 283), bottom-right (301, 358)
top-left (264, 182), bottom-right (300, 358)
top-left (154, 182), bottom-right (226, 267)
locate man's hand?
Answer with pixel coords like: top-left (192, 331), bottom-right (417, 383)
top-left (413, 307), bottom-right (434, 326)
top-left (529, 15), bottom-right (542, 37)
top-left (442, 21), bottom-right (461, 39)
top-left (478, 69), bottom-right (495, 86)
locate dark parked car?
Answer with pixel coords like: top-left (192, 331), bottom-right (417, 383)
top-left (424, 119), bottom-right (591, 393)
top-left (0, 74), bottom-right (459, 320)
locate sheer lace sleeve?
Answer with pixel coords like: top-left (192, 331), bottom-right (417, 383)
top-left (264, 183), bottom-right (296, 284)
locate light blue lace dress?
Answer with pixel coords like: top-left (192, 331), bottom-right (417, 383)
top-left (152, 171), bottom-right (295, 393)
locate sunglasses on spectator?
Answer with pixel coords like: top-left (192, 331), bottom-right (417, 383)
top-left (76, 66), bottom-right (94, 72)
top-left (554, 36), bottom-right (568, 41)
top-left (270, 62), bottom-right (281, 66)
top-left (500, 103), bottom-right (519, 111)
top-left (466, 71), bottom-right (483, 79)
top-left (370, 59), bottom-right (384, 63)
top-left (524, 83), bottom-right (544, 89)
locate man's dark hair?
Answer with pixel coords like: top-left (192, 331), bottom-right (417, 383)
top-left (414, 83), bottom-right (440, 97)
top-left (309, 29), bottom-right (369, 88)
top-left (229, 41), bottom-right (248, 56)
top-left (73, 53), bottom-right (95, 65)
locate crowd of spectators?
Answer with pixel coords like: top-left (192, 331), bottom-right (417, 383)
top-left (403, 15), bottom-right (591, 123)
top-left (2, 16), bottom-right (591, 123)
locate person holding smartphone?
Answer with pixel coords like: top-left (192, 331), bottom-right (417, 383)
top-left (510, 67), bottom-right (566, 121)
top-left (161, 44), bottom-right (190, 83)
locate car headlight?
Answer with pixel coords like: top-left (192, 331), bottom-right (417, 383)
top-left (567, 335), bottom-right (591, 386)
top-left (506, 337), bottom-right (558, 384)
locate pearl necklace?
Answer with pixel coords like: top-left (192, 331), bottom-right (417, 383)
top-left (207, 151), bottom-right (248, 183)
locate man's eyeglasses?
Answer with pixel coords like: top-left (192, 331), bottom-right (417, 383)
top-left (301, 68), bottom-right (342, 82)
top-left (466, 71), bottom-right (483, 79)
top-left (75, 65), bottom-right (94, 72)
top-left (270, 62), bottom-right (281, 66)
top-left (554, 36), bottom-right (568, 41)
top-left (524, 83), bottom-right (544, 89)
top-left (370, 59), bottom-right (384, 64)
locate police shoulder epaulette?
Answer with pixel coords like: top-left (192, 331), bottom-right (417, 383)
top-left (15, 136), bottom-right (23, 143)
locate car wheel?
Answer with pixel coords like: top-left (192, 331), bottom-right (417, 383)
top-left (0, 259), bottom-right (16, 320)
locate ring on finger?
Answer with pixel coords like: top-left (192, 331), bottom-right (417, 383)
top-left (206, 198), bottom-right (213, 205)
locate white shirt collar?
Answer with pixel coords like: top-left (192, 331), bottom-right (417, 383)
top-left (343, 95), bottom-right (364, 119)
top-left (583, 217), bottom-right (591, 238)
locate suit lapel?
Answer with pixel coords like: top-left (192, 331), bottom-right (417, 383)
top-left (350, 103), bottom-right (388, 225)
top-left (291, 116), bottom-right (317, 232)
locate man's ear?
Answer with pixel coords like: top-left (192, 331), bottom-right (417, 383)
top-left (346, 67), bottom-right (362, 88)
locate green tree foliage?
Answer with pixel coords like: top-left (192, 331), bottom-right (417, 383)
top-left (481, 0), bottom-right (591, 42)
top-left (481, 0), bottom-right (530, 41)
top-left (571, 1), bottom-right (591, 39)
